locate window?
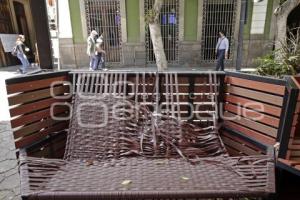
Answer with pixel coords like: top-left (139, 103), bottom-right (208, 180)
top-left (85, 0), bottom-right (121, 63)
top-left (201, 0), bottom-right (237, 62)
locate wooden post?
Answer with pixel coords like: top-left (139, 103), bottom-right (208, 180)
top-left (29, 0), bottom-right (53, 69)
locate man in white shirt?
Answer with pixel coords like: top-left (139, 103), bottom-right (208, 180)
top-left (215, 30), bottom-right (229, 71)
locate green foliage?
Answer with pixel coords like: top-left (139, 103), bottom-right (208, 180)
top-left (256, 53), bottom-right (296, 79)
top-left (279, 29), bottom-right (300, 72)
top-left (256, 28), bottom-right (300, 79)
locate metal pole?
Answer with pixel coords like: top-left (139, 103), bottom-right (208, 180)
top-left (236, 0), bottom-right (247, 71)
top-left (56, 0), bottom-right (61, 70)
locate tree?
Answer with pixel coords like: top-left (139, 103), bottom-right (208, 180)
top-left (274, 0), bottom-right (300, 50)
top-left (146, 0), bottom-right (168, 71)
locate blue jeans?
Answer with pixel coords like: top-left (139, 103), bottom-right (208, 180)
top-left (89, 55), bottom-right (95, 69)
top-left (216, 49), bottom-right (225, 71)
top-left (92, 54), bottom-right (105, 70)
top-left (17, 53), bottom-right (29, 73)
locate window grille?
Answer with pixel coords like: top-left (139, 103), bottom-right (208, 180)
top-left (145, 0), bottom-right (179, 64)
top-left (201, 0), bottom-right (237, 62)
top-left (84, 0), bottom-right (121, 63)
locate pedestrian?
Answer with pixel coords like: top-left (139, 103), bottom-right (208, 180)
top-left (92, 36), bottom-right (106, 70)
top-left (12, 35), bottom-right (30, 74)
top-left (86, 30), bottom-right (98, 70)
top-left (215, 30), bottom-right (229, 71)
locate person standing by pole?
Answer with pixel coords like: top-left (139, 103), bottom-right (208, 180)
top-left (86, 30), bottom-right (98, 70)
top-left (215, 31), bottom-right (229, 71)
top-left (13, 35), bottom-right (30, 74)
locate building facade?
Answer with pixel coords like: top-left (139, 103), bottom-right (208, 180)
top-left (57, 0), bottom-right (282, 69)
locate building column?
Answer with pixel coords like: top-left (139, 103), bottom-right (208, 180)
top-left (139, 0), bottom-right (145, 43)
top-left (178, 0), bottom-right (184, 42)
top-left (58, 0), bottom-right (76, 68)
top-left (197, 0), bottom-right (203, 42)
top-left (120, 0), bottom-right (127, 44)
top-left (58, 0), bottom-right (73, 39)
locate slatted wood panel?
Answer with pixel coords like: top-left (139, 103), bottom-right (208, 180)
top-left (220, 130), bottom-right (266, 156)
top-left (279, 76), bottom-right (300, 174)
top-left (222, 72), bottom-right (286, 147)
top-left (6, 71), bottom-right (71, 149)
top-left (25, 133), bottom-right (67, 159)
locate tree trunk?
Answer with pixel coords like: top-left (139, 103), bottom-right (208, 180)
top-left (275, 0), bottom-right (300, 50)
top-left (149, 0), bottom-right (167, 71)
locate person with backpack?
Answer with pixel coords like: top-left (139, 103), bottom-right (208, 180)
top-left (92, 34), bottom-right (106, 70)
top-left (86, 30), bottom-right (98, 70)
top-left (12, 35), bottom-right (30, 74)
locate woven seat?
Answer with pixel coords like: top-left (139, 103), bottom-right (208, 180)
top-left (20, 155), bottom-right (274, 199)
top-left (64, 94), bottom-right (227, 161)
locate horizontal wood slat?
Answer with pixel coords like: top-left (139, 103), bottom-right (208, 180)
top-left (15, 122), bottom-right (68, 149)
top-left (221, 131), bottom-right (264, 153)
top-left (11, 104), bottom-right (69, 128)
top-left (224, 121), bottom-right (276, 146)
top-left (226, 86), bottom-right (283, 106)
top-left (224, 94), bottom-right (281, 117)
top-left (8, 85), bottom-right (69, 106)
top-left (13, 114), bottom-right (68, 139)
top-left (278, 158), bottom-right (300, 167)
top-left (221, 132), bottom-right (262, 156)
top-left (224, 112), bottom-right (278, 138)
top-left (26, 132), bottom-right (67, 158)
top-left (224, 103), bottom-right (280, 128)
top-left (225, 76), bottom-right (285, 95)
top-left (9, 98), bottom-right (70, 117)
top-left (6, 76), bottom-right (68, 94)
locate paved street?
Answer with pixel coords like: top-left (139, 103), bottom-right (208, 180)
top-left (0, 69), bottom-right (20, 200)
top-left (0, 66), bottom-right (40, 200)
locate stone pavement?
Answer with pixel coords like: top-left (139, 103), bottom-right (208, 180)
top-left (0, 66), bottom-right (40, 200)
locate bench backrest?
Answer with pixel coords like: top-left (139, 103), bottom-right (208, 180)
top-left (71, 71), bottom-right (224, 128)
top-left (5, 70), bottom-right (293, 159)
top-left (221, 72), bottom-right (287, 155)
top-left (5, 71), bottom-right (70, 151)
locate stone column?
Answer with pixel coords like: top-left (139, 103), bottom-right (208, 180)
top-left (58, 0), bottom-right (76, 68)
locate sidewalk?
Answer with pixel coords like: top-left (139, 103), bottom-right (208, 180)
top-left (0, 68), bottom-right (21, 200)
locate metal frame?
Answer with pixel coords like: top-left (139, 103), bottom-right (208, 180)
top-left (225, 71), bottom-right (286, 86)
top-left (278, 77), bottom-right (299, 158)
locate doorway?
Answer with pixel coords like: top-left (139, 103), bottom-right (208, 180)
top-left (0, 0), bottom-right (17, 67)
top-left (84, 0), bottom-right (122, 63)
top-left (13, 1), bottom-right (34, 62)
top-left (201, 0), bottom-right (237, 62)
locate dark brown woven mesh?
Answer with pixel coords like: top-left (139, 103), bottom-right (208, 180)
top-left (20, 155), bottom-right (274, 199)
top-left (19, 72), bottom-right (275, 199)
top-left (64, 94), bottom-right (227, 161)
